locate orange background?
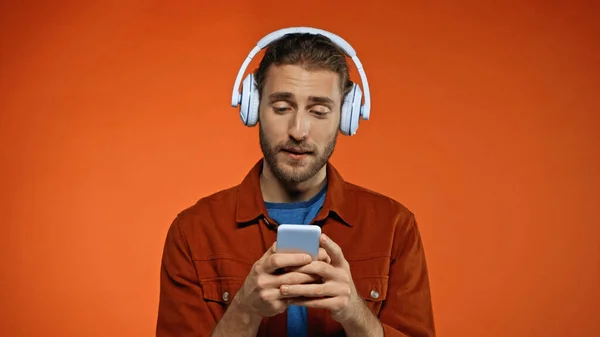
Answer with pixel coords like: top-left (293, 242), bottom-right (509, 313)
top-left (1, 1), bottom-right (599, 336)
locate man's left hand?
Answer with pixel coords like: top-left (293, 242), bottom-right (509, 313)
top-left (279, 234), bottom-right (365, 324)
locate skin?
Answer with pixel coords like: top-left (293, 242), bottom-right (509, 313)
top-left (258, 63), bottom-right (340, 203)
top-left (211, 64), bottom-right (383, 337)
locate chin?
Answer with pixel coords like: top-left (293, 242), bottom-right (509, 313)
top-left (283, 155), bottom-right (310, 166)
top-left (274, 155), bottom-right (323, 184)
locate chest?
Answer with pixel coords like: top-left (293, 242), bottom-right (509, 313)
top-left (188, 217), bottom-right (393, 336)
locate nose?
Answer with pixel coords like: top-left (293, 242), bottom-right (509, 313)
top-left (288, 111), bottom-right (310, 141)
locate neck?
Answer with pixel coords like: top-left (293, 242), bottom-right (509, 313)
top-left (260, 160), bottom-right (327, 203)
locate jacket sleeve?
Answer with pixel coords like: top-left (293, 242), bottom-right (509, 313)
top-left (156, 216), bottom-right (215, 337)
top-left (378, 213), bottom-right (436, 337)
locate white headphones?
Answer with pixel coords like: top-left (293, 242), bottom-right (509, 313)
top-left (230, 26), bottom-right (371, 136)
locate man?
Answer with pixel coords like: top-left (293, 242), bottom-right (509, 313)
top-left (156, 28), bottom-right (436, 337)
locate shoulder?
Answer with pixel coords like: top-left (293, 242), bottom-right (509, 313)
top-left (344, 181), bottom-right (415, 223)
top-left (179, 184), bottom-right (240, 216)
top-left (168, 183), bottom-right (241, 235)
top-left (342, 180), bottom-right (420, 251)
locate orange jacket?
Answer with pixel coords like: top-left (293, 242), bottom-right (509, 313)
top-left (156, 159), bottom-right (436, 336)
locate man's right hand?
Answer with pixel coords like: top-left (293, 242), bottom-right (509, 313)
top-left (234, 242), bottom-right (330, 318)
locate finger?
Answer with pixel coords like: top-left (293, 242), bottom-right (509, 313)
top-left (292, 261), bottom-right (340, 281)
top-left (259, 241), bottom-right (277, 261)
top-left (282, 266), bottom-right (326, 283)
top-left (255, 242), bottom-right (276, 273)
top-left (263, 253), bottom-right (312, 274)
top-left (259, 287), bottom-right (287, 301)
top-left (317, 248), bottom-right (331, 264)
top-left (276, 271), bottom-right (322, 286)
top-left (320, 234), bottom-right (345, 266)
top-left (289, 297), bottom-right (343, 311)
top-left (280, 282), bottom-right (350, 298)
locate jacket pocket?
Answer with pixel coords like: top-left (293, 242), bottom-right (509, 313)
top-left (200, 277), bottom-right (245, 305)
top-left (354, 275), bottom-right (389, 315)
top-left (199, 277), bottom-right (245, 323)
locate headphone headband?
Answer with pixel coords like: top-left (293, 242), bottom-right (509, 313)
top-left (230, 26), bottom-right (371, 120)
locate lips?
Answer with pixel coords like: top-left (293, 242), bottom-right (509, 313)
top-left (282, 147), bottom-right (311, 155)
top-left (283, 150), bottom-right (310, 156)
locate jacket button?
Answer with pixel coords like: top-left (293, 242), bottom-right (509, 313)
top-left (370, 290), bottom-right (379, 299)
top-left (264, 218), bottom-right (275, 229)
top-left (222, 291), bottom-right (230, 302)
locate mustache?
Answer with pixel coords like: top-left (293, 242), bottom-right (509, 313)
top-left (276, 142), bottom-right (315, 154)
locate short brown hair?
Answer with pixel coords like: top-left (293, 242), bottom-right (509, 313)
top-left (253, 33), bottom-right (354, 102)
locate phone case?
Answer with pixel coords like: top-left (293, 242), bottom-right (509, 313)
top-left (275, 224), bottom-right (322, 260)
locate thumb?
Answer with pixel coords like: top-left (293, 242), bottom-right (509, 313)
top-left (320, 234), bottom-right (345, 267)
top-left (257, 241), bottom-right (276, 265)
top-left (265, 241), bottom-right (277, 256)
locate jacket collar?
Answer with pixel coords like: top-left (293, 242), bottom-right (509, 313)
top-left (235, 159), bottom-right (354, 227)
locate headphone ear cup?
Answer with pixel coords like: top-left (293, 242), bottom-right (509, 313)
top-left (240, 74), bottom-right (260, 126)
top-left (339, 84), bottom-right (363, 136)
top-left (239, 74), bottom-right (252, 126)
top-left (248, 74), bottom-right (260, 126)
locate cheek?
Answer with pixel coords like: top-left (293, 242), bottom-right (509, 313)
top-left (260, 110), bottom-right (288, 133)
top-left (311, 126), bottom-right (338, 146)
top-left (262, 123), bottom-right (287, 142)
top-left (260, 120), bottom-right (287, 147)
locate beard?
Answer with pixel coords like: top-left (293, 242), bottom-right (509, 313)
top-left (259, 123), bottom-right (337, 184)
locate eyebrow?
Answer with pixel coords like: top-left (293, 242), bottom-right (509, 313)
top-left (267, 92), bottom-right (335, 106)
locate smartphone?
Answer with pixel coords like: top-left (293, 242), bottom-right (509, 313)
top-left (275, 224), bottom-right (322, 261)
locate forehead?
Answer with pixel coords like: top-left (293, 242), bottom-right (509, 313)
top-left (262, 64), bottom-right (342, 102)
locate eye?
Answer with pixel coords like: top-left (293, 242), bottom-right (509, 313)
top-left (272, 103), bottom-right (292, 114)
top-left (311, 108), bottom-right (330, 117)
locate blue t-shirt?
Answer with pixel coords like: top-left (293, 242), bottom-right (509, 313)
top-left (264, 184), bottom-right (327, 337)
